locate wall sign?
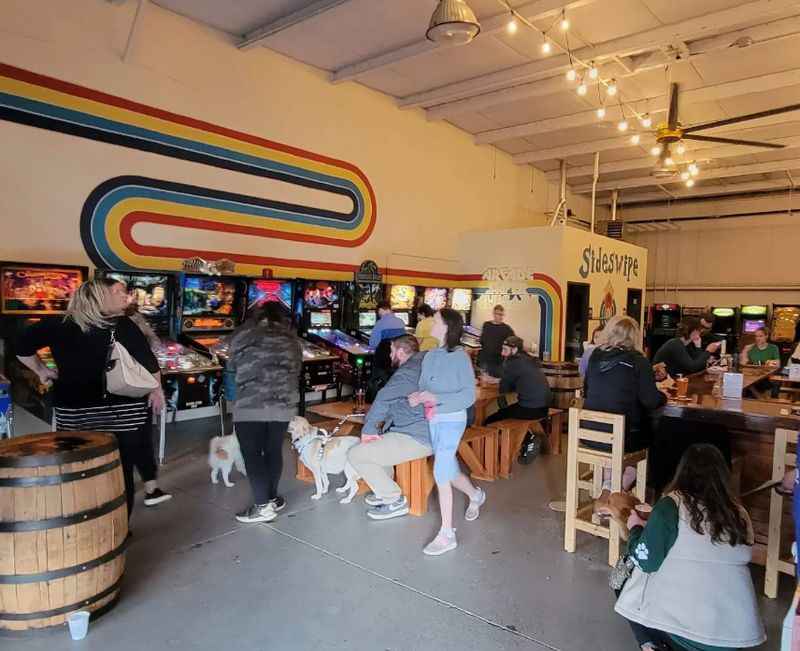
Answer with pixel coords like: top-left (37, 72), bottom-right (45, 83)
top-left (578, 245), bottom-right (639, 281)
top-left (354, 260), bottom-right (382, 283)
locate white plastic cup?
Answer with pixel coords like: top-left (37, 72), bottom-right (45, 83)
top-left (67, 610), bottom-right (90, 641)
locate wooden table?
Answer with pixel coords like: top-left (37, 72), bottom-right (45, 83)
top-left (306, 400), bottom-right (367, 424)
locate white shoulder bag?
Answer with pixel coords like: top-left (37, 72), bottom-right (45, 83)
top-left (105, 328), bottom-right (159, 398)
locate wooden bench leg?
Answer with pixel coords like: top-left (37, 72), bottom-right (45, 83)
top-left (564, 410), bottom-right (579, 553)
top-left (498, 426), bottom-right (512, 479)
top-left (548, 411), bottom-right (564, 455)
top-left (458, 440), bottom-right (495, 481)
top-left (398, 457), bottom-right (434, 516)
top-left (296, 457), bottom-right (313, 483)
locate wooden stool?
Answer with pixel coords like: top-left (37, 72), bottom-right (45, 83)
top-left (564, 408), bottom-right (648, 567)
top-left (396, 456), bottom-right (435, 516)
top-left (765, 427), bottom-right (798, 598)
top-left (458, 426), bottom-right (499, 481)
top-left (491, 418), bottom-right (545, 479)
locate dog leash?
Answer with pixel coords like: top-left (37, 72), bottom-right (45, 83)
top-left (316, 413), bottom-right (356, 464)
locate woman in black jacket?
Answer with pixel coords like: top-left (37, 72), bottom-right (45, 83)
top-left (584, 316), bottom-right (667, 494)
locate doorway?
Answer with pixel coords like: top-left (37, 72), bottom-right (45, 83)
top-left (626, 289), bottom-right (643, 325)
top-left (565, 283), bottom-right (590, 362)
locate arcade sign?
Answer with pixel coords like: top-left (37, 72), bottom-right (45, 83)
top-left (355, 260), bottom-right (382, 283)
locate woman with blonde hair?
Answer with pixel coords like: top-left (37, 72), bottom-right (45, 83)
top-left (16, 277), bottom-right (171, 518)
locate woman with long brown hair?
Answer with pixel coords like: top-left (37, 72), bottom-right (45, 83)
top-left (615, 444), bottom-right (765, 650)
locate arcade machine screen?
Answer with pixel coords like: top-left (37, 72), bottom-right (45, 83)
top-left (711, 307), bottom-right (738, 354)
top-left (740, 305), bottom-right (768, 333)
top-left (395, 311), bottom-right (410, 326)
top-left (101, 271), bottom-right (172, 333)
top-left (354, 283), bottom-right (382, 339)
top-left (389, 285), bottom-right (417, 329)
top-left (247, 279), bottom-right (293, 313)
top-left (358, 311), bottom-right (377, 332)
top-left (450, 288), bottom-right (472, 314)
top-left (310, 311), bottom-right (333, 328)
top-left (424, 288), bottom-right (448, 311)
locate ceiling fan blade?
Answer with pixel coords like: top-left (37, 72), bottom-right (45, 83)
top-left (682, 134), bottom-right (786, 149)
top-left (667, 83), bottom-right (679, 130)
top-left (683, 103), bottom-right (800, 134)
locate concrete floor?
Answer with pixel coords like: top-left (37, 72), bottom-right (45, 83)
top-left (7, 412), bottom-right (793, 650)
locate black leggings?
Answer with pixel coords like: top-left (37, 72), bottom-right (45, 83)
top-left (116, 421), bottom-right (158, 519)
top-left (484, 403), bottom-right (549, 424)
top-left (236, 421), bottom-right (288, 504)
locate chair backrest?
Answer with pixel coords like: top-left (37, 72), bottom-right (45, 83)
top-left (568, 407), bottom-right (625, 447)
top-left (774, 428), bottom-right (799, 472)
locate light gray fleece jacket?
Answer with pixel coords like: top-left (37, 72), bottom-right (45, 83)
top-left (418, 346), bottom-right (476, 415)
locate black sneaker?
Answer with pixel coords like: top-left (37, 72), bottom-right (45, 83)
top-left (269, 496), bottom-right (287, 512)
top-left (143, 488), bottom-right (173, 507)
top-left (235, 503), bottom-right (276, 524)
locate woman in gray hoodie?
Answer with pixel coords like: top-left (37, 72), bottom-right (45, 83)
top-left (409, 308), bottom-right (484, 556)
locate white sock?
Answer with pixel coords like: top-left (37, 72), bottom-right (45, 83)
top-left (440, 527), bottom-right (455, 538)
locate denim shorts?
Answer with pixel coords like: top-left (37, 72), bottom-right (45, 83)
top-left (430, 416), bottom-right (467, 484)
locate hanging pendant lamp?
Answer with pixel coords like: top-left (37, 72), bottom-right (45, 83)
top-left (426, 0), bottom-right (481, 45)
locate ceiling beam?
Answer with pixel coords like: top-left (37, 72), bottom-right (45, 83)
top-left (477, 67), bottom-right (800, 145)
top-left (430, 15), bottom-right (800, 121)
top-left (238, 0), bottom-right (351, 50)
top-left (397, 0), bottom-right (798, 109)
top-left (328, 0), bottom-right (598, 84)
top-left (514, 136), bottom-right (632, 164)
top-left (607, 179), bottom-right (794, 204)
top-left (573, 158), bottom-right (800, 194)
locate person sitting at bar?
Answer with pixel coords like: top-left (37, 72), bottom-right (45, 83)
top-left (686, 311), bottom-right (719, 359)
top-left (414, 303), bottom-right (438, 352)
top-left (740, 327), bottom-right (780, 367)
top-left (348, 335), bottom-right (432, 520)
top-left (615, 444), bottom-right (765, 651)
top-left (584, 316), bottom-right (666, 494)
top-left (484, 336), bottom-right (551, 423)
top-left (477, 304), bottom-right (514, 378)
top-left (368, 300), bottom-right (407, 349)
top-left (653, 317), bottom-right (721, 378)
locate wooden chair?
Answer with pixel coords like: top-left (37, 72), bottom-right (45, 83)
top-left (564, 407), bottom-right (648, 567)
top-left (765, 427), bottom-right (798, 598)
top-left (458, 426), bottom-right (499, 481)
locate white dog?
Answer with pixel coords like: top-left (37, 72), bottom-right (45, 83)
top-left (208, 434), bottom-right (247, 487)
top-left (288, 416), bottom-right (360, 504)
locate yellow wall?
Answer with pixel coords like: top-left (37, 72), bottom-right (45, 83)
top-left (0, 0), bottom-right (598, 283)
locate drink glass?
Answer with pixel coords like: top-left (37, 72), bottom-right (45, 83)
top-left (676, 375), bottom-right (689, 398)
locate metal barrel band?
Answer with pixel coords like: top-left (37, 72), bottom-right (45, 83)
top-left (0, 458), bottom-right (121, 487)
top-left (0, 493), bottom-right (126, 532)
top-left (0, 576), bottom-right (123, 621)
top-left (0, 441), bottom-right (118, 468)
top-left (0, 536), bottom-right (129, 584)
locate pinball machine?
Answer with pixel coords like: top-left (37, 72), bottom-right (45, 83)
top-left (449, 288), bottom-right (480, 350)
top-left (353, 282), bottom-right (383, 341)
top-left (422, 286), bottom-right (449, 313)
top-left (0, 261), bottom-right (87, 423)
top-left (711, 306), bottom-right (739, 354)
top-left (388, 284), bottom-right (418, 331)
top-left (772, 304), bottom-right (800, 363)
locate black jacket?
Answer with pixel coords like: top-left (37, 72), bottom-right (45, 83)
top-left (653, 337), bottom-right (709, 377)
top-left (584, 347), bottom-right (666, 434)
top-left (500, 352), bottom-right (551, 409)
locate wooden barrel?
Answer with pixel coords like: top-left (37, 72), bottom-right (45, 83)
top-left (0, 432), bottom-right (127, 632)
top-left (541, 361), bottom-right (582, 409)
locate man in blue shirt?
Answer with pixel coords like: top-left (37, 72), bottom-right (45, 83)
top-left (368, 300), bottom-right (407, 349)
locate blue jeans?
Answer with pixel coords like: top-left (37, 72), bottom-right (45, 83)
top-left (430, 417), bottom-right (467, 484)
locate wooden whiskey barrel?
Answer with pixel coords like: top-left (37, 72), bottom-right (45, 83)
top-left (541, 361), bottom-right (582, 410)
top-left (0, 431), bottom-right (127, 632)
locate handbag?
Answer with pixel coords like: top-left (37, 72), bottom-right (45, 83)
top-left (105, 329), bottom-right (160, 398)
top-left (609, 554), bottom-right (635, 591)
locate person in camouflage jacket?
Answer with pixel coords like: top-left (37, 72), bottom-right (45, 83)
top-left (227, 302), bottom-right (303, 524)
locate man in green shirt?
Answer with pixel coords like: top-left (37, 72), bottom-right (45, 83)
top-left (740, 327), bottom-right (780, 366)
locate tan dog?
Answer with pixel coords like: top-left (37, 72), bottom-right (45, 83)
top-left (596, 491), bottom-right (642, 540)
top-left (288, 416), bottom-right (360, 504)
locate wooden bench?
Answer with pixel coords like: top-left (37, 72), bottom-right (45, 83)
top-left (458, 426), bottom-right (499, 481)
top-left (489, 418), bottom-right (546, 479)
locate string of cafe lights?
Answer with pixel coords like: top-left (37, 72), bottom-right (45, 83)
top-left (497, 1), bottom-right (701, 187)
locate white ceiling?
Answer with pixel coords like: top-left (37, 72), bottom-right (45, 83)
top-left (153, 0), bottom-right (800, 207)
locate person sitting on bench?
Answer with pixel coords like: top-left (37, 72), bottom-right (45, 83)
top-left (484, 336), bottom-right (551, 424)
top-left (348, 335), bottom-right (432, 521)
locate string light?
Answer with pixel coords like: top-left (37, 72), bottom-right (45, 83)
top-left (681, 171), bottom-right (690, 181)
top-left (640, 114), bottom-right (652, 128)
top-left (596, 106), bottom-right (606, 119)
top-left (617, 119), bottom-right (629, 132)
top-left (650, 145), bottom-right (662, 156)
top-left (577, 80), bottom-right (588, 96)
top-left (686, 178), bottom-right (695, 188)
top-left (630, 134), bottom-right (640, 145)
top-left (606, 79), bottom-right (618, 96)
top-left (566, 68), bottom-right (577, 82)
top-left (506, 17), bottom-right (518, 34)
top-left (665, 157), bottom-right (674, 166)
top-left (541, 39), bottom-right (551, 54)
top-left (688, 163), bottom-right (699, 176)
top-left (588, 64), bottom-right (599, 80)
top-left (560, 12), bottom-right (570, 31)
top-left (676, 143), bottom-right (686, 155)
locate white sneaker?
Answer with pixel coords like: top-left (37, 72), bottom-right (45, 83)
top-left (423, 530), bottom-right (457, 556)
top-left (235, 503), bottom-right (276, 524)
top-left (465, 488), bottom-right (486, 522)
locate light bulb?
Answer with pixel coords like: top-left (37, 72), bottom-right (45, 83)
top-left (617, 120), bottom-right (629, 132)
top-left (560, 16), bottom-right (570, 31)
top-left (665, 157), bottom-right (674, 166)
top-left (690, 167), bottom-right (699, 177)
top-left (650, 145), bottom-right (661, 156)
top-left (606, 80), bottom-right (618, 96)
top-left (577, 81), bottom-right (588, 96)
top-left (686, 179), bottom-right (695, 188)
top-left (630, 134), bottom-right (640, 145)
top-left (676, 143), bottom-right (686, 155)
top-left (507, 18), bottom-right (518, 34)
top-left (640, 114), bottom-right (652, 128)
top-left (541, 40), bottom-right (552, 54)
top-left (566, 68), bottom-right (577, 82)
top-left (596, 106), bottom-right (606, 119)
top-left (588, 65), bottom-right (599, 80)
top-left (681, 171), bottom-right (690, 181)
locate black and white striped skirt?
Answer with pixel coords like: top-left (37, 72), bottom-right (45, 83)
top-left (55, 402), bottom-right (149, 433)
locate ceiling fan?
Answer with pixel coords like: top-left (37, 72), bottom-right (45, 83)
top-left (645, 83), bottom-right (797, 179)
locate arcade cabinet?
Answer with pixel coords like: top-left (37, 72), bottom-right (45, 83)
top-left (354, 282), bottom-right (383, 341)
top-left (0, 261), bottom-right (87, 423)
top-left (449, 288), bottom-right (480, 349)
top-left (711, 306), bottom-right (739, 354)
top-left (297, 280), bottom-right (373, 393)
top-left (423, 287), bottom-right (449, 312)
top-left (739, 305), bottom-right (768, 348)
top-left (646, 303), bottom-right (680, 359)
top-left (388, 284), bottom-right (417, 331)
top-left (771, 304), bottom-right (800, 363)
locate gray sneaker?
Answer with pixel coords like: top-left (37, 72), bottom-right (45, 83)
top-left (364, 492), bottom-right (384, 507)
top-left (423, 530), bottom-right (458, 556)
top-left (465, 487), bottom-right (486, 522)
top-left (366, 496), bottom-right (409, 520)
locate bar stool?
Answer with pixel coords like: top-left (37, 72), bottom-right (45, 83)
top-left (564, 407), bottom-right (648, 567)
top-left (765, 427), bottom-right (798, 598)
